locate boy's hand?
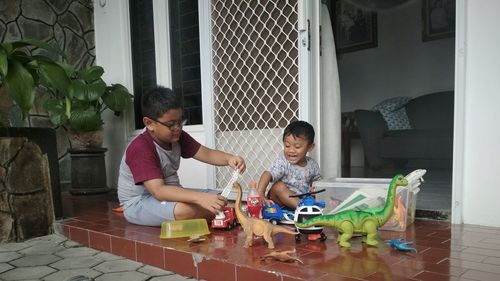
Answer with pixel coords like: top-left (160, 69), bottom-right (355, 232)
top-left (228, 156), bottom-right (246, 173)
top-left (260, 197), bottom-right (274, 207)
top-left (197, 193), bottom-right (228, 214)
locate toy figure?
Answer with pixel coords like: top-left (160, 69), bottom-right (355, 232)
top-left (292, 188), bottom-right (327, 241)
top-left (295, 175), bottom-right (408, 247)
top-left (211, 206), bottom-right (238, 229)
top-left (261, 203), bottom-right (295, 225)
top-left (261, 249), bottom-right (303, 263)
top-left (233, 182), bottom-right (297, 249)
top-left (386, 238), bottom-right (417, 253)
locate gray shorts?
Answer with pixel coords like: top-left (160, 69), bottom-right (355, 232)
top-left (122, 189), bottom-right (217, 226)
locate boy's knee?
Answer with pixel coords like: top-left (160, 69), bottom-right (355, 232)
top-left (174, 203), bottom-right (214, 221)
top-left (270, 181), bottom-right (288, 193)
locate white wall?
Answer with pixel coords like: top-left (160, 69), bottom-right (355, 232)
top-left (94, 0), bottom-right (134, 189)
top-left (339, 0), bottom-right (455, 111)
top-left (461, 0), bottom-right (500, 226)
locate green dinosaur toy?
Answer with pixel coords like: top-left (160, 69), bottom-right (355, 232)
top-left (295, 174), bottom-right (408, 248)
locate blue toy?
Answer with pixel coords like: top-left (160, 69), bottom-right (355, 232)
top-left (385, 238), bottom-right (417, 253)
top-left (262, 204), bottom-right (295, 225)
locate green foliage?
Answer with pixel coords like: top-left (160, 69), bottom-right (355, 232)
top-left (0, 39), bottom-right (132, 132)
top-left (0, 39), bottom-right (66, 118)
top-left (40, 64), bottom-right (132, 132)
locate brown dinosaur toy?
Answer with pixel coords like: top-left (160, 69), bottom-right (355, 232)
top-left (233, 182), bottom-right (297, 249)
top-left (261, 249), bottom-right (304, 263)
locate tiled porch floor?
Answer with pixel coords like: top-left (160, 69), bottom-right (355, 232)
top-left (57, 193), bottom-right (500, 281)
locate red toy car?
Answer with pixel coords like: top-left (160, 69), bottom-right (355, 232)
top-left (211, 206), bottom-right (238, 229)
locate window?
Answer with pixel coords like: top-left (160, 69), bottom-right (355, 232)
top-left (168, 0), bottom-right (202, 125)
top-left (130, 0), bottom-right (157, 129)
top-left (129, 0), bottom-right (202, 129)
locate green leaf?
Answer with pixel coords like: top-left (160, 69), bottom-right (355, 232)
top-left (13, 39), bottom-right (66, 60)
top-left (0, 42), bottom-right (13, 54)
top-left (69, 109), bottom-right (103, 132)
top-left (72, 78), bottom-right (106, 101)
top-left (0, 46), bottom-right (8, 77)
top-left (37, 60), bottom-right (71, 97)
top-left (4, 60), bottom-right (35, 119)
top-left (41, 98), bottom-right (67, 126)
top-left (102, 84), bottom-right (132, 112)
top-left (78, 65), bottom-right (104, 82)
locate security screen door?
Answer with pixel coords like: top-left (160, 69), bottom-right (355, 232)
top-left (204, 0), bottom-right (319, 192)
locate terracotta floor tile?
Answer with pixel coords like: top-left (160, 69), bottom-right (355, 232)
top-left (110, 236), bottom-right (136, 260)
top-left (56, 193), bottom-right (500, 281)
top-left (236, 265), bottom-right (281, 281)
top-left (198, 258), bottom-right (236, 281)
top-left (89, 231), bottom-right (111, 252)
top-left (163, 248), bottom-right (197, 278)
top-left (68, 226), bottom-right (89, 246)
top-left (136, 242), bottom-right (164, 269)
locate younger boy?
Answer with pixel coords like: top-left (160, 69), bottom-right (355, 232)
top-left (118, 86), bottom-right (246, 226)
top-left (257, 120), bottom-right (321, 210)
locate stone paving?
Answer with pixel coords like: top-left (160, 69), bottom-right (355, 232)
top-left (0, 234), bottom-right (194, 281)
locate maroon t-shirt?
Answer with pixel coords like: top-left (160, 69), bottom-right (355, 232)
top-left (124, 130), bottom-right (201, 185)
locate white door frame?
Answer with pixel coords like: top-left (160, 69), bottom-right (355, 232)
top-left (451, 0), bottom-right (466, 224)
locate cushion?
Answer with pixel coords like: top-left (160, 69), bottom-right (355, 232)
top-left (372, 97), bottom-right (412, 130)
top-left (406, 91), bottom-right (454, 130)
top-left (379, 129), bottom-right (453, 159)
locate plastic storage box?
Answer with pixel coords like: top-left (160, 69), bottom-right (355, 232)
top-left (160, 219), bottom-right (210, 239)
top-left (312, 170), bottom-right (425, 232)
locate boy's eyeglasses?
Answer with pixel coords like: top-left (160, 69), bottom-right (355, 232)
top-left (151, 118), bottom-right (188, 131)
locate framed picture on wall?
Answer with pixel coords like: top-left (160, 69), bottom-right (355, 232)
top-left (334, 0), bottom-right (378, 54)
top-left (422, 0), bottom-right (456, 41)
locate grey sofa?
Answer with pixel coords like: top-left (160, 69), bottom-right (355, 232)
top-left (354, 91), bottom-right (454, 169)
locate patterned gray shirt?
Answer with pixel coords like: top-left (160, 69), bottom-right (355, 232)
top-left (268, 152), bottom-right (321, 195)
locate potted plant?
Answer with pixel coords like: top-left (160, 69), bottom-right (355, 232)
top-left (39, 63), bottom-right (132, 195)
top-left (2, 39), bottom-right (133, 195)
top-left (40, 64), bottom-right (132, 149)
top-left (0, 39), bottom-right (68, 124)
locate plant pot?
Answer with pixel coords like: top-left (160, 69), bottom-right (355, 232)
top-left (68, 148), bottom-right (110, 195)
top-left (68, 129), bottom-right (104, 150)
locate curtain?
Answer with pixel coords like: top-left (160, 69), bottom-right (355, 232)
top-left (320, 3), bottom-right (342, 179)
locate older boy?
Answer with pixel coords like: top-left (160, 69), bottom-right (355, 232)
top-left (118, 86), bottom-right (245, 226)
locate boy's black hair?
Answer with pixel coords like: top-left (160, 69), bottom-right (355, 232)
top-left (283, 120), bottom-right (315, 144)
top-left (141, 86), bottom-right (182, 120)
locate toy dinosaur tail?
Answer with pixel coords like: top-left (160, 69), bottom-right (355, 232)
top-left (295, 214), bottom-right (336, 228)
top-left (271, 225), bottom-right (298, 235)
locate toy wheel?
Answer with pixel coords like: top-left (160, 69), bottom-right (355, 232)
top-left (271, 219), bottom-right (278, 225)
top-left (227, 223), bottom-right (232, 230)
top-left (295, 234), bottom-right (302, 242)
top-left (320, 232), bottom-right (327, 241)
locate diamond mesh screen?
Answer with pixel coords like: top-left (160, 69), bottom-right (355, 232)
top-left (211, 0), bottom-right (299, 190)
